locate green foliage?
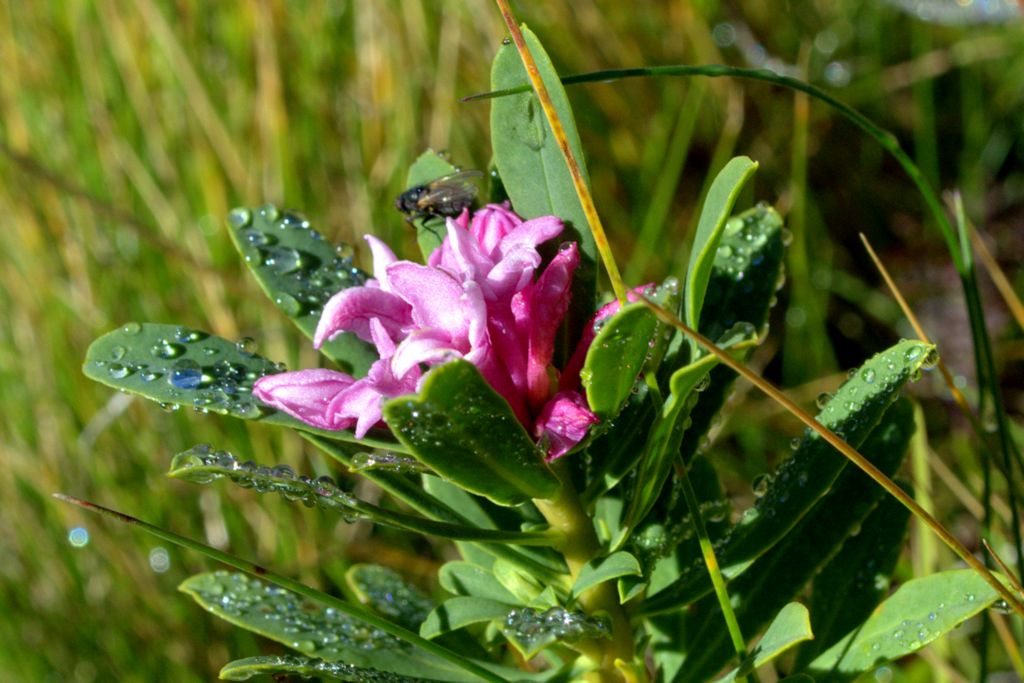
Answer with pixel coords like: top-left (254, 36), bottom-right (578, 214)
top-left (717, 603), bottom-right (813, 683)
top-left (806, 569), bottom-right (1004, 679)
top-left (383, 360), bottom-right (560, 506)
top-left (225, 205), bottom-right (376, 375)
top-left (219, 654), bottom-right (433, 682)
top-left (347, 565), bottom-right (435, 631)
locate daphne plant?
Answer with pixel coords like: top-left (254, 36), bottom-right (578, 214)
top-left (72, 21), bottom-right (1018, 683)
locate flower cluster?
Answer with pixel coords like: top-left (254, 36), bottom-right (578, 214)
top-left (254, 204), bottom-right (600, 459)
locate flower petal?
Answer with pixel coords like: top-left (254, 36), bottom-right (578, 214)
top-left (526, 243), bottom-right (579, 408)
top-left (314, 287), bottom-right (412, 348)
top-left (253, 369), bottom-right (355, 430)
top-left (469, 202), bottom-right (522, 258)
top-left (365, 235), bottom-right (398, 289)
top-left (387, 262), bottom-right (470, 338)
top-left (535, 391), bottom-right (599, 460)
top-left (497, 215), bottom-right (563, 259)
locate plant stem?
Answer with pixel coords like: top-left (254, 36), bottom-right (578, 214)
top-left (534, 462), bottom-right (640, 683)
top-left (676, 463), bottom-right (753, 683)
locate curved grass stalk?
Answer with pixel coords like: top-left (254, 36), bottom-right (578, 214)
top-left (52, 494), bottom-right (506, 683)
top-left (634, 297), bottom-right (1024, 620)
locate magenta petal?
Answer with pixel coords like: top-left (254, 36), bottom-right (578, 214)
top-left (443, 217), bottom-right (492, 283)
top-left (327, 379), bottom-right (385, 438)
top-left (470, 203), bottom-right (522, 257)
top-left (497, 215), bottom-right (563, 259)
top-left (535, 391), bottom-right (599, 460)
top-left (365, 235), bottom-right (398, 289)
top-left (314, 287), bottom-right (411, 348)
top-left (390, 329), bottom-right (458, 378)
top-left (486, 246), bottom-right (541, 301)
top-left (387, 262), bottom-right (470, 338)
top-left (526, 244), bottom-right (579, 408)
top-left (253, 369), bottom-right (355, 430)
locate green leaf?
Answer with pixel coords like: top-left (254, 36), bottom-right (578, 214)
top-left (718, 603), bottom-right (813, 683)
top-left (181, 572), bottom-right (479, 682)
top-left (347, 565), bottom-right (435, 632)
top-left (571, 552), bottom-right (643, 600)
top-left (404, 151), bottom-right (459, 260)
top-left (806, 569), bottom-right (1002, 679)
top-left (169, 445), bottom-right (555, 545)
top-left (226, 205), bottom-right (376, 375)
top-left (439, 562), bottom-right (521, 604)
top-left (84, 323), bottom-right (400, 448)
top-left (679, 204), bottom-right (786, 464)
top-left (672, 399), bottom-right (915, 682)
top-left (383, 360), bottom-right (560, 506)
top-left (581, 385), bottom-right (658, 503)
top-left (795, 489), bottom-right (911, 670)
top-left (642, 340), bottom-right (936, 614)
top-left (490, 25), bottom-right (594, 267)
top-left (219, 654), bottom-right (436, 682)
top-left (500, 606), bottom-right (611, 659)
top-left (490, 25), bottom-right (596, 351)
top-left (582, 280), bottom-right (679, 418)
top-left (420, 597), bottom-right (513, 639)
top-left (683, 156), bottom-right (759, 354)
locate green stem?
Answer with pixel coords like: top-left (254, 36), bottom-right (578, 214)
top-left (53, 494), bottom-right (505, 683)
top-left (534, 462), bottom-right (640, 683)
top-left (676, 464), bottom-right (753, 683)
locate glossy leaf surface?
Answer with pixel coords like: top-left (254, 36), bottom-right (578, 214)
top-left (383, 361), bottom-right (559, 506)
top-left (220, 654), bottom-right (434, 682)
top-left (571, 552), bottom-right (643, 600)
top-left (181, 572), bottom-right (478, 682)
top-left (717, 603), bottom-right (813, 683)
top-left (347, 565), bottom-right (434, 631)
top-left (226, 205), bottom-right (376, 375)
top-left (643, 340), bottom-right (936, 614)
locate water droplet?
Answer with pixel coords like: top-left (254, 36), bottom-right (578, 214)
top-left (122, 322), bottom-right (142, 335)
top-left (257, 205), bottom-right (280, 222)
top-left (816, 392), bottom-right (833, 410)
top-left (263, 246), bottom-right (305, 274)
top-left (107, 363), bottom-right (132, 379)
top-left (158, 401), bottom-right (180, 412)
top-left (780, 228), bottom-right (794, 246)
top-left (110, 345), bottom-right (127, 360)
top-left (236, 337), bottom-right (258, 356)
top-left (751, 473), bottom-right (772, 497)
top-left (274, 293), bottom-right (303, 316)
top-left (228, 207), bottom-right (252, 229)
top-left (170, 359), bottom-right (203, 390)
top-left (151, 340), bottom-right (186, 359)
top-left (502, 37), bottom-right (512, 45)
top-left (790, 437), bottom-right (801, 450)
top-left (148, 547), bottom-right (171, 573)
top-left (922, 347), bottom-right (939, 370)
top-left (174, 327), bottom-right (205, 343)
top-left (861, 367), bottom-right (877, 384)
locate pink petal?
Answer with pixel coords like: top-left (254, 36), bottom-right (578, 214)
top-left (387, 262), bottom-right (470, 339)
top-left (365, 235), bottom-right (398, 290)
top-left (390, 328), bottom-right (460, 378)
top-left (315, 287), bottom-right (411, 348)
top-left (535, 391), bottom-right (599, 460)
top-left (443, 217), bottom-right (492, 283)
top-left (487, 306), bottom-right (527, 396)
top-left (485, 246), bottom-right (541, 301)
top-left (469, 203), bottom-right (522, 258)
top-left (526, 244), bottom-right (579, 408)
top-left (328, 379), bottom-right (386, 438)
top-left (253, 369), bottom-right (355, 430)
top-left (497, 215), bottom-right (563, 260)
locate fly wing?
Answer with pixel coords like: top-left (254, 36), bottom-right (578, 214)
top-left (414, 170), bottom-right (484, 214)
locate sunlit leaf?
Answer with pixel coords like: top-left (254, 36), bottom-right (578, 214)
top-left (717, 603), bottom-right (813, 683)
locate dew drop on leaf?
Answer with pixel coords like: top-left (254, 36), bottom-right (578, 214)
top-left (170, 359), bottom-right (203, 390)
top-left (122, 322), bottom-right (142, 335)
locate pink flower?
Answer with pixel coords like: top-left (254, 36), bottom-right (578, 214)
top-left (254, 203), bottom-right (600, 459)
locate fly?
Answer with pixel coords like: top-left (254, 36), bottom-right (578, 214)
top-left (395, 170), bottom-right (483, 221)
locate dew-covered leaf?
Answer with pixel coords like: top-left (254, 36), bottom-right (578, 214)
top-left (571, 552), bottom-right (643, 600)
top-left (794, 489), bottom-right (910, 670)
top-left (679, 204), bottom-right (786, 464)
top-left (84, 323), bottom-right (278, 420)
top-left (226, 205), bottom-right (376, 376)
top-left (180, 572), bottom-right (477, 682)
top-left (684, 156), bottom-right (758, 355)
top-left (347, 565), bottom-right (434, 632)
top-left (717, 603), bottom-right (813, 683)
top-left (670, 398), bottom-right (915, 682)
top-left (439, 562), bottom-right (520, 604)
top-left (582, 279), bottom-right (679, 418)
top-left (219, 654), bottom-right (436, 682)
top-left (500, 606), bottom-right (611, 659)
top-left (169, 445), bottom-right (553, 544)
top-left (404, 150), bottom-right (460, 260)
top-left (420, 597), bottom-right (513, 639)
top-left (383, 360), bottom-right (560, 506)
top-left (806, 569), bottom-right (1002, 679)
top-left (642, 340), bottom-right (936, 614)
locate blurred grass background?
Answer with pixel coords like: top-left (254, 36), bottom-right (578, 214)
top-left (1, 1), bottom-right (1022, 681)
